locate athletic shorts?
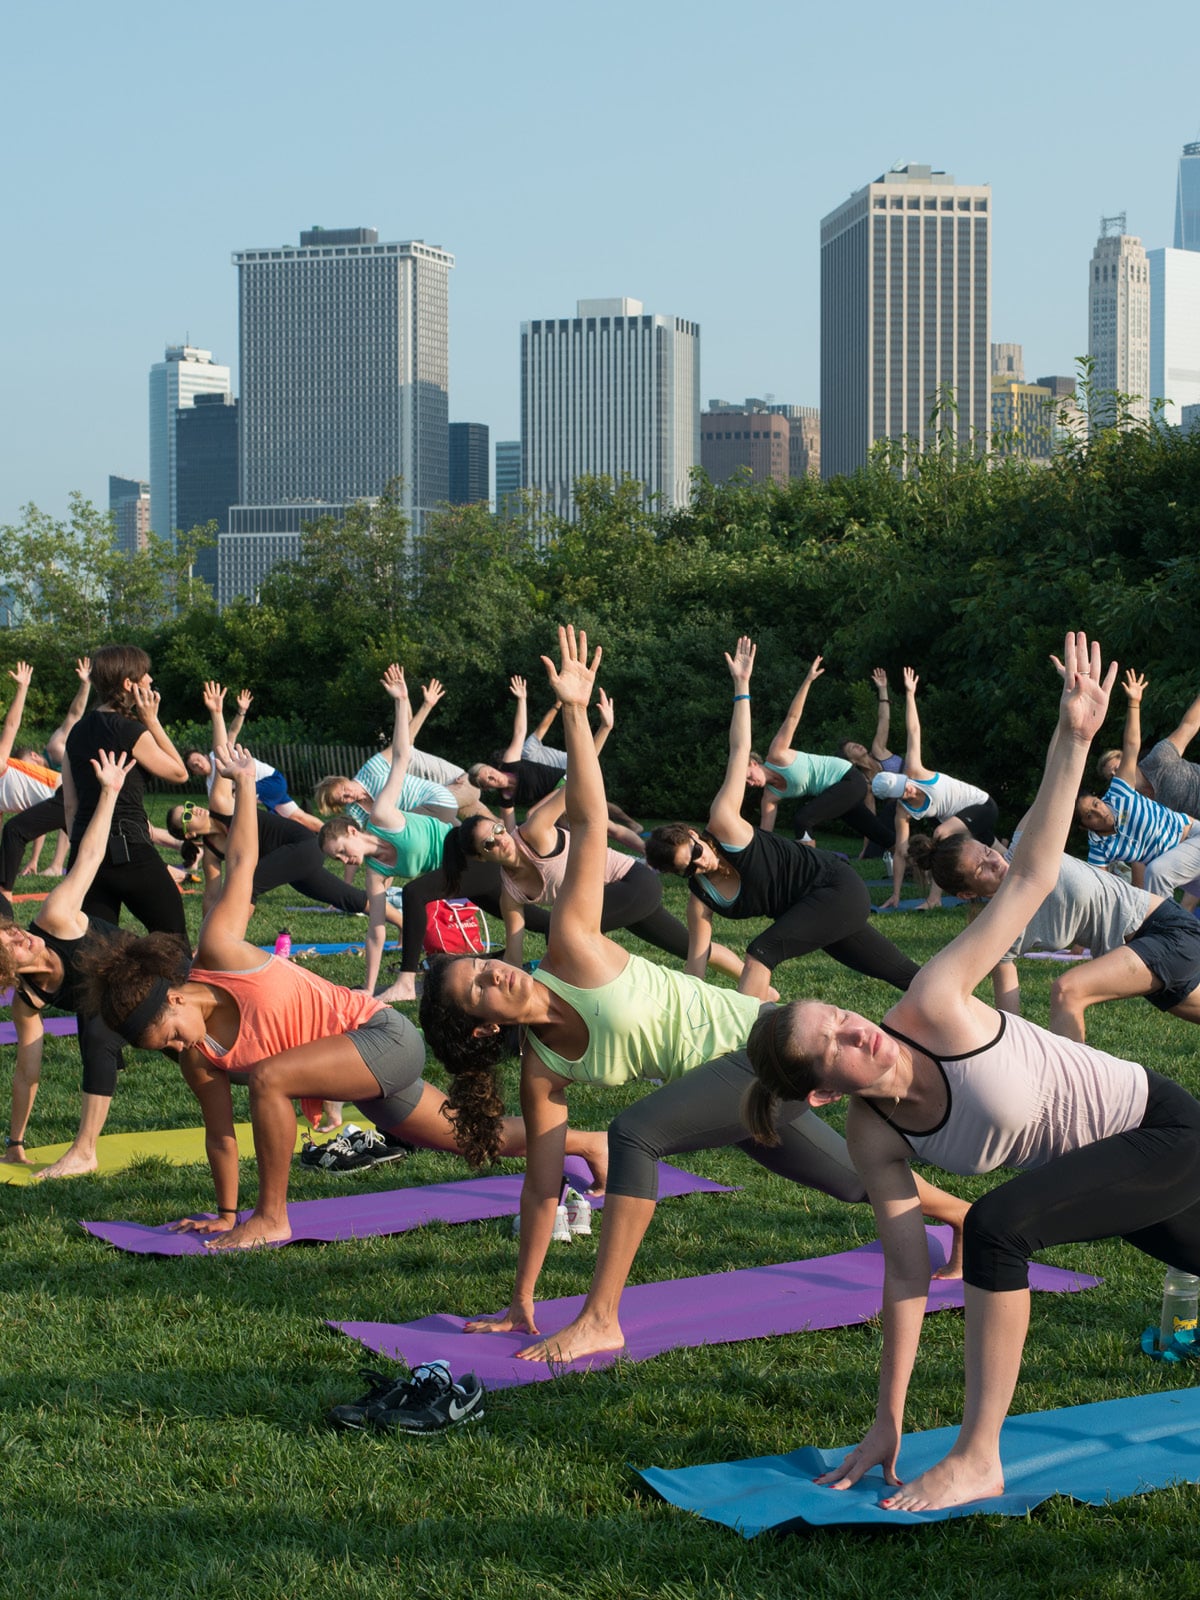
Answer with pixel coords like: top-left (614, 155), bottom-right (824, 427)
top-left (1128, 899), bottom-right (1200, 1012)
top-left (347, 1006), bottom-right (427, 1127)
top-left (255, 770), bottom-right (295, 812)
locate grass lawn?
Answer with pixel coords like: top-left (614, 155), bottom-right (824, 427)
top-left (3, 823), bottom-right (1200, 1599)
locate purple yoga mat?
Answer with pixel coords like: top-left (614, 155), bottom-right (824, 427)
top-left (79, 1160), bottom-right (735, 1255)
top-left (333, 1228), bottom-right (1100, 1387)
top-left (0, 1013), bottom-right (78, 1044)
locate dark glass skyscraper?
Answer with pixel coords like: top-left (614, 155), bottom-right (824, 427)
top-left (176, 393), bottom-right (239, 589)
top-left (1175, 142), bottom-right (1200, 252)
top-left (448, 422), bottom-right (489, 504)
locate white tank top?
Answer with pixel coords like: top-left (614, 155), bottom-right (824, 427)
top-left (899, 771), bottom-right (989, 822)
top-left (874, 1010), bottom-right (1148, 1174)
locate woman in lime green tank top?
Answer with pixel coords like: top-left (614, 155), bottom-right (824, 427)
top-left (420, 629), bottom-right (969, 1367)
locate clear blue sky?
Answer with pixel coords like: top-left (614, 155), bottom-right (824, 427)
top-left (3, 0), bottom-right (1196, 526)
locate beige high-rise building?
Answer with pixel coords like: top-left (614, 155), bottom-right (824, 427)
top-left (1087, 216), bottom-right (1150, 429)
top-left (820, 163), bottom-right (991, 477)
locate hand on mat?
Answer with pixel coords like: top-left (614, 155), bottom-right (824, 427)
top-left (464, 1301), bottom-right (539, 1337)
top-left (878, 894), bottom-right (900, 911)
top-left (169, 1212), bottom-right (236, 1236)
top-left (815, 1418), bottom-right (902, 1492)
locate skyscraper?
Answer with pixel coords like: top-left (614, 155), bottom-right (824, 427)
top-left (176, 393), bottom-right (239, 588)
top-left (448, 422), bottom-right (489, 504)
top-left (1148, 247), bottom-right (1200, 426)
top-left (521, 297), bottom-right (699, 521)
top-left (233, 226), bottom-right (453, 526)
top-left (148, 345), bottom-right (231, 539)
top-left (1088, 216), bottom-right (1150, 428)
top-left (495, 439), bottom-right (521, 518)
top-left (701, 400), bottom-right (791, 487)
top-left (109, 475), bottom-right (150, 556)
top-left (1175, 142), bottom-right (1200, 252)
top-left (820, 164), bottom-right (991, 478)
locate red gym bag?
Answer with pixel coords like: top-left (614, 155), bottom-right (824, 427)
top-left (423, 898), bottom-right (492, 956)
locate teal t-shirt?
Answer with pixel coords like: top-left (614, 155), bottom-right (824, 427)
top-left (365, 813), bottom-right (451, 879)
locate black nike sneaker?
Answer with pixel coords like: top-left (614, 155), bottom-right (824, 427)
top-left (370, 1360), bottom-right (485, 1434)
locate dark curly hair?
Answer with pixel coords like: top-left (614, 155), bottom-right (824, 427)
top-left (419, 954), bottom-right (518, 1168)
top-left (0, 916), bottom-right (22, 987)
top-left (644, 823), bottom-right (718, 875)
top-left (78, 929), bottom-right (192, 1040)
top-left (741, 1002), bottom-right (824, 1146)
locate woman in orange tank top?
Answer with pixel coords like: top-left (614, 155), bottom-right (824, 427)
top-left (81, 743), bottom-right (606, 1250)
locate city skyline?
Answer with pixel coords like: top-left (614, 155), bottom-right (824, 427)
top-left (3, 1), bottom-right (1197, 526)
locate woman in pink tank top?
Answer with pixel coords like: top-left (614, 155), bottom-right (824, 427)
top-left (80, 743), bottom-right (606, 1250)
top-left (746, 632), bottom-right (1200, 1514)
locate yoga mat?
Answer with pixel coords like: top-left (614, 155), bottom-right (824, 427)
top-left (254, 940), bottom-right (399, 957)
top-left (80, 1161), bottom-right (732, 1254)
top-left (1022, 948), bottom-right (1091, 962)
top-left (0, 1013), bottom-right (78, 1045)
top-left (872, 896), bottom-right (964, 914)
top-left (0, 1121), bottom-right (279, 1186)
top-left (333, 1229), bottom-right (1098, 1387)
top-left (637, 1386), bottom-right (1200, 1531)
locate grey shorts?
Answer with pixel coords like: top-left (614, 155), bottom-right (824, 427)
top-left (1128, 900), bottom-right (1200, 1012)
top-left (347, 1006), bottom-right (428, 1129)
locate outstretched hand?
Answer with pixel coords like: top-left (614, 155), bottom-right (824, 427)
top-left (9, 661), bottom-right (32, 689)
top-left (902, 666), bottom-right (919, 695)
top-left (1121, 668), bottom-right (1147, 704)
top-left (871, 667), bottom-right (889, 693)
top-left (541, 625), bottom-right (600, 708)
top-left (201, 680), bottom-right (226, 716)
top-left (509, 674), bottom-right (527, 701)
top-left (381, 663), bottom-right (408, 703)
top-left (1051, 632), bottom-right (1117, 742)
top-left (90, 749), bottom-right (136, 793)
top-left (596, 687), bottom-right (614, 730)
top-left (236, 688), bottom-right (254, 714)
top-left (724, 636), bottom-right (756, 688)
top-left (213, 742), bottom-right (256, 781)
top-left (75, 657), bottom-right (91, 683)
top-left (421, 677), bottom-right (445, 708)
top-left (804, 654), bottom-right (825, 684)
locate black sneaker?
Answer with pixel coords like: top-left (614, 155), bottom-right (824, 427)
top-left (370, 1360), bottom-right (485, 1434)
top-left (327, 1368), bottom-right (411, 1430)
top-left (303, 1127), bottom-right (411, 1173)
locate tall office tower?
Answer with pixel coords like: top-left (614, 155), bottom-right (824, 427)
top-left (521, 297), bottom-right (699, 521)
top-left (1088, 216), bottom-right (1150, 429)
top-left (108, 475), bottom-right (150, 556)
top-left (233, 226), bottom-right (453, 528)
top-left (701, 400), bottom-right (790, 486)
top-left (148, 346), bottom-right (231, 539)
top-left (495, 438), bottom-right (521, 518)
top-left (991, 343), bottom-right (1024, 381)
top-left (820, 164), bottom-right (991, 478)
top-left (176, 393), bottom-right (239, 588)
top-left (216, 501), bottom-right (368, 609)
top-left (1148, 247), bottom-right (1200, 426)
top-left (1175, 142), bottom-right (1200, 252)
top-left (448, 422), bottom-right (490, 504)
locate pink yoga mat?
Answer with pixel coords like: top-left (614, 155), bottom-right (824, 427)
top-left (80, 1160), bottom-right (735, 1255)
top-left (332, 1228), bottom-right (1100, 1386)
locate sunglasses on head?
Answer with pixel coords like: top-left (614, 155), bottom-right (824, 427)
top-left (682, 839), bottom-right (704, 878)
top-left (477, 821), bottom-right (507, 854)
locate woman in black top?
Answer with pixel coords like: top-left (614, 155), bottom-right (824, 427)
top-left (1, 749), bottom-right (145, 1179)
top-left (645, 637), bottom-right (918, 1001)
top-left (63, 645), bottom-right (189, 940)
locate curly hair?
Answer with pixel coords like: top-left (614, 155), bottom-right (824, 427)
top-left (419, 954), bottom-right (516, 1168)
top-left (89, 645), bottom-right (152, 715)
top-left (740, 1003), bottom-right (824, 1147)
top-left (644, 823), bottom-right (717, 875)
top-left (906, 831), bottom-right (976, 897)
top-left (0, 917), bottom-right (21, 988)
top-left (77, 929), bottom-right (192, 1040)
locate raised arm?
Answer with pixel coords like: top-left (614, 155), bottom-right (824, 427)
top-left (900, 668), bottom-right (934, 780)
top-left (128, 683), bottom-right (189, 784)
top-left (227, 687), bottom-right (252, 744)
top-left (499, 675), bottom-right (529, 763)
top-left (0, 663), bottom-right (33, 770)
top-left (870, 667), bottom-right (894, 761)
top-left (531, 700), bottom-right (560, 743)
top-left (707, 638), bottom-right (757, 847)
top-left (367, 666), bottom-right (413, 834)
top-left (45, 657), bottom-right (91, 768)
top-left (194, 744), bottom-right (260, 965)
top-left (906, 633), bottom-right (1116, 1019)
top-left (1116, 669), bottom-right (1147, 785)
top-left (409, 677), bottom-right (444, 744)
top-left (520, 689), bottom-right (612, 853)
top-left (1165, 681), bottom-right (1200, 758)
top-left (37, 750), bottom-right (135, 939)
top-left (765, 655), bottom-right (823, 763)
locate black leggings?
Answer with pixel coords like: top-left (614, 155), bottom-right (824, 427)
top-left (608, 1042), bottom-right (867, 1203)
top-left (963, 1070), bottom-right (1200, 1293)
top-left (251, 836), bottom-right (371, 914)
top-left (794, 769), bottom-right (894, 849)
top-left (401, 860), bottom-right (551, 971)
top-left (75, 841), bottom-right (188, 942)
top-left (747, 859), bottom-right (920, 989)
top-left (0, 793), bottom-right (66, 890)
top-left (946, 797), bottom-right (999, 846)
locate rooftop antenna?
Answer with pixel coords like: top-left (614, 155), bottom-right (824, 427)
top-left (1100, 212), bottom-right (1127, 238)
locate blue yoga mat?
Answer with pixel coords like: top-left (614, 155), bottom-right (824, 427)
top-left (871, 896), bottom-right (964, 914)
top-left (253, 941), bottom-right (399, 957)
top-left (637, 1386), bottom-right (1200, 1530)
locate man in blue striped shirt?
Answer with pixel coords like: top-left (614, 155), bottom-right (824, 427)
top-left (1078, 773), bottom-right (1200, 893)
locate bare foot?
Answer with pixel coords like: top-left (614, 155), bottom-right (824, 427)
top-left (203, 1213), bottom-right (291, 1250)
top-left (517, 1313), bottom-right (625, 1364)
top-left (920, 896), bottom-right (943, 912)
top-left (2, 1144), bottom-right (31, 1166)
top-left (574, 1131), bottom-right (608, 1195)
top-left (375, 976), bottom-right (418, 1004)
top-left (35, 1147), bottom-right (99, 1181)
top-left (880, 1450), bottom-right (1003, 1511)
top-left (933, 1219), bottom-right (965, 1281)
top-left (44, 867), bottom-right (66, 878)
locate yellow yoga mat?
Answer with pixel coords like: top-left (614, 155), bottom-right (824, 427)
top-left (0, 1121), bottom-right (304, 1186)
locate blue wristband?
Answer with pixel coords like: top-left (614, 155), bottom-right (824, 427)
top-left (733, 694), bottom-right (750, 702)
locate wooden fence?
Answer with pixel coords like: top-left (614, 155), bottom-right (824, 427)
top-left (147, 742), bottom-right (379, 796)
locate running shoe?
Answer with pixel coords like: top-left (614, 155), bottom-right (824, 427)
top-left (563, 1186), bottom-right (592, 1236)
top-left (327, 1367), bottom-right (411, 1430)
top-left (301, 1126), bottom-right (413, 1172)
top-left (370, 1361), bottom-right (485, 1434)
top-left (512, 1203), bottom-right (573, 1240)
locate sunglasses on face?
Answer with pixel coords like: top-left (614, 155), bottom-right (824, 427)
top-left (181, 800), bottom-right (198, 834)
top-left (477, 822), bottom-right (507, 854)
top-left (683, 840), bottom-right (704, 878)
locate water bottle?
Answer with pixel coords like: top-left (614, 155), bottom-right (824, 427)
top-left (1158, 1268), bottom-right (1199, 1349)
top-left (273, 929), bottom-right (292, 960)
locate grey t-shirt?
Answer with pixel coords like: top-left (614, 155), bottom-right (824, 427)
top-left (1004, 850), bottom-right (1152, 961)
top-left (1140, 739), bottom-right (1200, 816)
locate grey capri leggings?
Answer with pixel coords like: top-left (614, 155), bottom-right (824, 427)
top-left (348, 1007), bottom-right (428, 1129)
top-left (606, 1040), bottom-right (866, 1205)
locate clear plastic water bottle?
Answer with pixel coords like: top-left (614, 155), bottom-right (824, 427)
top-left (273, 929), bottom-right (292, 960)
top-left (1159, 1268), bottom-right (1199, 1349)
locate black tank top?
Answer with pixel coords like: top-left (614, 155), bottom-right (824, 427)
top-left (16, 916), bottom-right (121, 1016)
top-left (689, 827), bottom-right (832, 920)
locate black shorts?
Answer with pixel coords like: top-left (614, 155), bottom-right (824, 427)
top-left (1128, 900), bottom-right (1200, 1012)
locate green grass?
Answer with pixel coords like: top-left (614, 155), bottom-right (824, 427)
top-left (3, 828), bottom-right (1200, 1598)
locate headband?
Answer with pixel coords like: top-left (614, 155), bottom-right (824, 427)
top-left (114, 978), bottom-right (173, 1045)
